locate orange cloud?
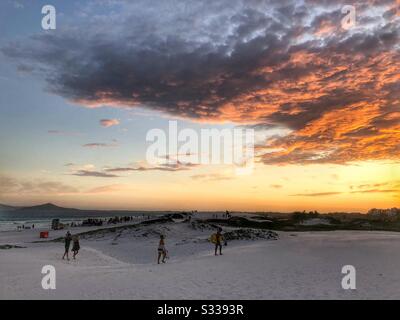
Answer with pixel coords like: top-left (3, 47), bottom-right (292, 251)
top-left (4, 0), bottom-right (399, 166)
top-left (100, 119), bottom-right (120, 127)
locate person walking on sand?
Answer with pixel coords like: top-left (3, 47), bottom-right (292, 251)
top-left (157, 235), bottom-right (167, 264)
top-left (62, 231), bottom-right (72, 260)
top-left (214, 228), bottom-right (224, 256)
top-left (71, 235), bottom-right (80, 260)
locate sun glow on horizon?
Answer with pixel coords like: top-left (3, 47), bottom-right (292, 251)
top-left (1, 160), bottom-right (398, 213)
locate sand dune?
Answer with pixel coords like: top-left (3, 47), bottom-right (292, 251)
top-left (1, 217), bottom-right (400, 299)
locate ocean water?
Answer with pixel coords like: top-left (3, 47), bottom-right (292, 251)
top-left (0, 211), bottom-right (160, 232)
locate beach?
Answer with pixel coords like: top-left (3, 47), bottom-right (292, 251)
top-left (2, 215), bottom-right (400, 300)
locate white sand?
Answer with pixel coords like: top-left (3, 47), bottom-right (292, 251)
top-left (1, 218), bottom-right (400, 300)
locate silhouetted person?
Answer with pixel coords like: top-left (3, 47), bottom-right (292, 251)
top-left (158, 235), bottom-right (167, 264)
top-left (214, 228), bottom-right (223, 256)
top-left (72, 235), bottom-right (80, 259)
top-left (62, 231), bottom-right (72, 261)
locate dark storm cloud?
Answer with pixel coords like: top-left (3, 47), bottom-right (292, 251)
top-left (2, 0), bottom-right (400, 165)
top-left (1, 0), bottom-right (297, 119)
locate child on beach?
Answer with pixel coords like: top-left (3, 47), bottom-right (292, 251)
top-left (62, 231), bottom-right (72, 261)
top-left (157, 235), bottom-right (167, 264)
top-left (72, 235), bottom-right (80, 260)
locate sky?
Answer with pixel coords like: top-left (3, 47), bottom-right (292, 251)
top-left (0, 0), bottom-right (399, 212)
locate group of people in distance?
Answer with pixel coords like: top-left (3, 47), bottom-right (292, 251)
top-left (62, 226), bottom-right (226, 263)
top-left (17, 224), bottom-right (35, 230)
top-left (62, 231), bottom-right (80, 261)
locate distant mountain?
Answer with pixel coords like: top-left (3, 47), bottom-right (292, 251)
top-left (18, 203), bottom-right (68, 210)
top-left (15, 203), bottom-right (81, 213)
top-left (2, 202), bottom-right (149, 217)
top-left (0, 203), bottom-right (18, 211)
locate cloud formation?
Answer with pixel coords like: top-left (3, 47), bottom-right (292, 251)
top-left (105, 161), bottom-right (198, 173)
top-left (100, 119), bottom-right (120, 127)
top-left (191, 173), bottom-right (234, 181)
top-left (291, 180), bottom-right (400, 196)
top-left (85, 184), bottom-right (126, 193)
top-left (350, 189), bottom-right (398, 194)
top-left (3, 0), bottom-right (400, 165)
top-left (82, 142), bottom-right (118, 148)
top-left (291, 192), bottom-right (343, 197)
top-left (0, 175), bottom-right (78, 194)
top-left (72, 170), bottom-right (119, 178)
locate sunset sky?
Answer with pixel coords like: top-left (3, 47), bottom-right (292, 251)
top-left (0, 0), bottom-right (399, 212)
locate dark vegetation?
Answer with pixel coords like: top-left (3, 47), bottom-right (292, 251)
top-left (206, 211), bottom-right (400, 232)
top-left (0, 244), bottom-right (26, 249)
top-left (36, 216), bottom-right (174, 243)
